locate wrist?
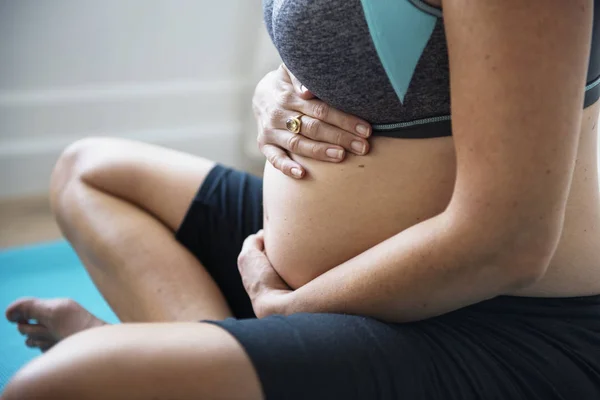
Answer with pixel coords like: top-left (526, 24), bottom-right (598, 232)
top-left (255, 289), bottom-right (296, 318)
top-left (278, 289), bottom-right (299, 316)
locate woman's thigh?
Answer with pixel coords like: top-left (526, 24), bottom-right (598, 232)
top-left (53, 139), bottom-right (264, 320)
top-left (55, 137), bottom-right (216, 232)
top-left (0, 313), bottom-right (491, 400)
top-left (5, 308), bottom-right (597, 400)
top-left (2, 323), bottom-right (263, 400)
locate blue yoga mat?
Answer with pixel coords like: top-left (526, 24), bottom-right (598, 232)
top-left (0, 240), bottom-right (119, 391)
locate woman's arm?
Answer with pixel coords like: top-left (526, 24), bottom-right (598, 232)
top-left (241, 0), bottom-right (594, 322)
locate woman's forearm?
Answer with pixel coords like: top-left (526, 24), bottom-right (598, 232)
top-left (282, 210), bottom-right (548, 322)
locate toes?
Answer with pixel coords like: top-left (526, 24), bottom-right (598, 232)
top-left (39, 341), bottom-right (55, 352)
top-left (6, 297), bottom-right (52, 323)
top-left (7, 297), bottom-right (105, 347)
top-left (6, 297), bottom-right (76, 326)
top-left (17, 323), bottom-right (52, 340)
top-left (6, 297), bottom-right (37, 322)
top-left (24, 337), bottom-right (41, 348)
top-left (25, 337), bottom-right (55, 352)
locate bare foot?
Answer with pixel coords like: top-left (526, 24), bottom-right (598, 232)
top-left (5, 298), bottom-right (107, 352)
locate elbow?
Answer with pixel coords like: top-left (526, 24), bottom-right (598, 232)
top-left (507, 257), bottom-right (548, 290)
top-left (447, 195), bottom-right (566, 291)
top-left (454, 210), bottom-right (562, 291)
top-left (495, 225), bottom-right (560, 290)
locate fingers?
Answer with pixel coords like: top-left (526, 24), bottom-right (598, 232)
top-left (238, 232), bottom-right (267, 274)
top-left (298, 99), bottom-right (371, 139)
top-left (257, 63), bottom-right (371, 175)
top-left (276, 64), bottom-right (293, 84)
top-left (263, 109), bottom-right (368, 156)
top-left (280, 64), bottom-right (311, 95)
top-left (298, 115), bottom-right (370, 156)
top-left (274, 94), bottom-right (371, 154)
top-left (287, 70), bottom-right (315, 100)
top-left (240, 231), bottom-right (265, 254)
top-left (261, 144), bottom-right (306, 179)
top-left (262, 129), bottom-right (346, 163)
top-left (278, 66), bottom-right (371, 139)
top-left (238, 231), bottom-right (289, 295)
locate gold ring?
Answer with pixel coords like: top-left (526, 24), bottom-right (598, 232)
top-left (285, 114), bottom-right (303, 134)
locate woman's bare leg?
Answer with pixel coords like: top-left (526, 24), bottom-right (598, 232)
top-left (1, 323), bottom-right (264, 400)
top-left (47, 137), bottom-right (232, 322)
top-left (2, 139), bottom-right (262, 399)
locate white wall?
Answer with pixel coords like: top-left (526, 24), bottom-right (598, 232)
top-left (0, 0), bottom-right (280, 199)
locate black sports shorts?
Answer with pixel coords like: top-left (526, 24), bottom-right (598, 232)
top-left (175, 164), bottom-right (600, 400)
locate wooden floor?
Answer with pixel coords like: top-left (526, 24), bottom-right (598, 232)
top-left (0, 196), bottom-right (62, 249)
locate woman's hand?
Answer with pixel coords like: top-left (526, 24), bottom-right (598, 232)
top-left (237, 231), bottom-right (293, 318)
top-left (253, 64), bottom-right (372, 179)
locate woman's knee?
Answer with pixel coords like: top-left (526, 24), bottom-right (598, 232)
top-left (1, 350), bottom-right (73, 400)
top-left (2, 326), bottom-right (121, 400)
top-left (50, 137), bottom-right (109, 207)
top-left (49, 137), bottom-right (138, 223)
top-left (2, 324), bottom-right (264, 400)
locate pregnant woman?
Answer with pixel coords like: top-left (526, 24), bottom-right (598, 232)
top-left (4, 0), bottom-right (600, 399)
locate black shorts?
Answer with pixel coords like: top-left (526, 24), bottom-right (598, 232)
top-left (175, 164), bottom-right (600, 400)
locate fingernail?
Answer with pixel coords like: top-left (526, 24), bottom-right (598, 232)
top-left (326, 148), bottom-right (344, 159)
top-left (291, 168), bottom-right (303, 177)
top-left (301, 85), bottom-right (307, 93)
top-left (356, 124), bottom-right (370, 137)
top-left (351, 141), bottom-right (366, 154)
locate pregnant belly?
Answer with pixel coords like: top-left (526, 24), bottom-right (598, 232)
top-left (263, 136), bottom-right (457, 289)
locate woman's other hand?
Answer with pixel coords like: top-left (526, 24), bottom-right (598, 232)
top-left (253, 64), bottom-right (371, 179)
top-left (238, 231), bottom-right (293, 318)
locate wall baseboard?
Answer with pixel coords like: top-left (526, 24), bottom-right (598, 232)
top-left (0, 80), bottom-right (256, 199)
top-left (0, 124), bottom-right (247, 199)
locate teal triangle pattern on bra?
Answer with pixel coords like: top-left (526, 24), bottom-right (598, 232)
top-left (359, 0), bottom-right (438, 103)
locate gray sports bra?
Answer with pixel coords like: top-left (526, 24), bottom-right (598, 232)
top-left (263, 0), bottom-right (600, 138)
